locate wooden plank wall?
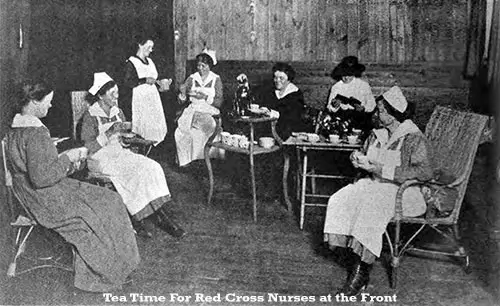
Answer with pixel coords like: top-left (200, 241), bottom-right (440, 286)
top-left (174, 0), bottom-right (469, 81)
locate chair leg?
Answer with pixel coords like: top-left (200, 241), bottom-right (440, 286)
top-left (7, 226), bottom-right (35, 277)
top-left (390, 256), bottom-right (400, 289)
top-left (452, 224), bottom-right (471, 273)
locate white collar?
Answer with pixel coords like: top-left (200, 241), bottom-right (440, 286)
top-left (275, 83), bottom-right (299, 99)
top-left (88, 102), bottom-right (120, 118)
top-left (11, 114), bottom-right (45, 128)
top-left (192, 71), bottom-right (217, 85)
top-left (373, 120), bottom-right (420, 147)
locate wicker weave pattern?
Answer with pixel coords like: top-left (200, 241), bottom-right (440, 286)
top-left (70, 91), bottom-right (90, 140)
top-left (423, 106), bottom-right (488, 220)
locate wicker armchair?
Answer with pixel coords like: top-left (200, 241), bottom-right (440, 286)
top-left (384, 106), bottom-right (489, 288)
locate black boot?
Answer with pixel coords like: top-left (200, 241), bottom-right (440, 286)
top-left (132, 219), bottom-right (155, 239)
top-left (337, 255), bottom-right (371, 296)
top-left (154, 206), bottom-right (186, 239)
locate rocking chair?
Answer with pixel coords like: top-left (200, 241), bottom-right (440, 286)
top-left (384, 106), bottom-right (489, 288)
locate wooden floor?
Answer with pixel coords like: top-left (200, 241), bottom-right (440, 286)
top-left (0, 144), bottom-right (498, 306)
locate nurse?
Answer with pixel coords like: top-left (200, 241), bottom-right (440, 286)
top-left (323, 86), bottom-right (433, 296)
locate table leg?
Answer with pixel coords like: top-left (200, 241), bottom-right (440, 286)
top-left (300, 149), bottom-right (308, 230)
top-left (249, 123), bottom-right (257, 222)
top-left (282, 149), bottom-right (292, 212)
top-left (204, 145), bottom-right (214, 205)
top-left (296, 147), bottom-right (301, 201)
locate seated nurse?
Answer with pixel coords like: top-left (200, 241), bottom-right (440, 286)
top-left (326, 56), bottom-right (376, 131)
top-left (81, 72), bottom-right (185, 239)
top-left (323, 86), bottom-right (433, 296)
top-left (5, 80), bottom-right (139, 292)
top-left (175, 48), bottom-right (224, 167)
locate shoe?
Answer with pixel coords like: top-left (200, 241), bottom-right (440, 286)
top-left (336, 255), bottom-right (371, 296)
top-left (132, 219), bottom-right (154, 239)
top-left (154, 207), bottom-right (186, 239)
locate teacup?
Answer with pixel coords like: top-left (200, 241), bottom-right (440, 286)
top-left (347, 135), bottom-right (359, 144)
top-left (357, 155), bottom-right (369, 164)
top-left (329, 134), bottom-right (340, 143)
top-left (259, 137), bottom-right (275, 149)
top-left (307, 133), bottom-right (320, 143)
top-left (221, 132), bottom-right (231, 145)
top-left (238, 136), bottom-right (249, 149)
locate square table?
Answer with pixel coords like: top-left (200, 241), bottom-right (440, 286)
top-left (282, 136), bottom-right (362, 229)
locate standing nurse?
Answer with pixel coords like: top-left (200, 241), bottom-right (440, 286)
top-left (122, 34), bottom-right (169, 144)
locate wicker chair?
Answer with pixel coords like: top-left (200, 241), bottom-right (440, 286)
top-left (2, 138), bottom-right (74, 277)
top-left (384, 106), bottom-right (489, 288)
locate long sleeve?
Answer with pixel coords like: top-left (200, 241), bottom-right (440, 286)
top-left (178, 76), bottom-right (193, 102)
top-left (81, 112), bottom-right (104, 154)
top-left (26, 128), bottom-right (72, 188)
top-left (360, 82), bottom-right (376, 113)
top-left (392, 134), bottom-right (434, 184)
top-left (123, 60), bottom-right (147, 88)
top-left (327, 83), bottom-right (341, 112)
top-left (212, 76), bottom-right (223, 108)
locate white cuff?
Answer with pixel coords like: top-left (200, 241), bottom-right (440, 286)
top-left (381, 165), bottom-right (396, 181)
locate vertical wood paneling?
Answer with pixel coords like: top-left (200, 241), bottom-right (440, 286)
top-left (283, 0), bottom-right (294, 61)
top-left (180, 0), bottom-right (469, 65)
top-left (253, 0), bottom-right (270, 60)
top-left (346, 0), bottom-right (360, 56)
top-left (292, 0), bottom-right (306, 61)
top-left (174, 0), bottom-right (188, 85)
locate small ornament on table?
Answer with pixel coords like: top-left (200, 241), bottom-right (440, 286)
top-left (231, 73), bottom-right (255, 117)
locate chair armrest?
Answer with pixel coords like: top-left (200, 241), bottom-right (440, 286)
top-left (394, 179), bottom-right (427, 220)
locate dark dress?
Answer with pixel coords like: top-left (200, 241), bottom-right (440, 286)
top-left (5, 123), bottom-right (140, 292)
top-left (259, 85), bottom-right (307, 140)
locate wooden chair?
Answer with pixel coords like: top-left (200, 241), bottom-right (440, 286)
top-left (2, 138), bottom-right (74, 277)
top-left (384, 106), bottom-right (489, 288)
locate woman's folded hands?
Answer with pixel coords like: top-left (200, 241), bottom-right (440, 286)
top-left (350, 150), bottom-right (382, 174)
top-left (63, 147), bottom-right (88, 163)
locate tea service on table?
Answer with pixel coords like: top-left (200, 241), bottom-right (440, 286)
top-left (291, 131), bottom-right (362, 145)
top-left (221, 131), bottom-right (277, 149)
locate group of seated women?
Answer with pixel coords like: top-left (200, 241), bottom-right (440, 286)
top-left (4, 52), bottom-right (433, 296)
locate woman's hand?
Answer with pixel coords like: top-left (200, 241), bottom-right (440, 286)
top-left (357, 159), bottom-right (382, 175)
top-left (350, 150), bottom-right (363, 168)
top-left (327, 99), bottom-right (341, 112)
top-left (64, 147), bottom-right (88, 163)
top-left (353, 103), bottom-right (365, 112)
top-left (189, 91), bottom-right (208, 100)
top-left (145, 77), bottom-right (157, 85)
top-left (105, 122), bottom-right (126, 137)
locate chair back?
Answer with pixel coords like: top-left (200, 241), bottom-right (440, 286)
top-left (70, 91), bottom-right (90, 141)
top-left (424, 106), bottom-right (488, 219)
top-left (1, 137), bottom-right (38, 223)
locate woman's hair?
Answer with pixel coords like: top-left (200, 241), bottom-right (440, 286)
top-left (17, 81), bottom-right (53, 112)
top-left (133, 34), bottom-right (154, 51)
top-left (377, 95), bottom-right (413, 122)
top-left (272, 62), bottom-right (296, 82)
top-left (86, 81), bottom-right (116, 103)
top-left (196, 53), bottom-right (214, 68)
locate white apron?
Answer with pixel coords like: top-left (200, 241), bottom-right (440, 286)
top-left (323, 132), bottom-right (426, 256)
top-left (175, 72), bottom-right (223, 166)
top-left (87, 109), bottom-right (170, 216)
top-left (129, 56), bottom-right (168, 144)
